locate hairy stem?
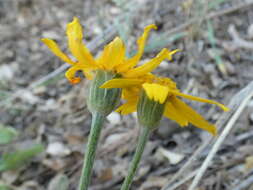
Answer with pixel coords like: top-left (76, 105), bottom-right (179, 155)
top-left (78, 112), bottom-right (105, 190)
top-left (120, 127), bottom-right (150, 190)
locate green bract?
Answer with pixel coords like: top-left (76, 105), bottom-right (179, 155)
top-left (137, 90), bottom-right (165, 129)
top-left (88, 70), bottom-right (121, 116)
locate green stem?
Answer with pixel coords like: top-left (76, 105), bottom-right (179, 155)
top-left (78, 112), bottom-right (105, 190)
top-left (120, 127), bottom-right (151, 190)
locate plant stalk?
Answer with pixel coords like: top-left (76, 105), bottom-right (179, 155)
top-left (120, 127), bottom-right (150, 190)
top-left (78, 111), bottom-right (105, 190)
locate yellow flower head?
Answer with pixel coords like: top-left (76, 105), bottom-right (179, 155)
top-left (101, 74), bottom-right (229, 135)
top-left (41, 17), bottom-right (178, 84)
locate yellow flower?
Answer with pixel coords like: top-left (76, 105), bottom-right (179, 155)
top-left (101, 74), bottom-right (229, 135)
top-left (41, 17), bottom-right (178, 84)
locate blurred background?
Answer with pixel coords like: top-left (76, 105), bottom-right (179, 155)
top-left (0, 0), bottom-right (253, 189)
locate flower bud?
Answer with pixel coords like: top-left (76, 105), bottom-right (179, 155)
top-left (137, 90), bottom-right (165, 130)
top-left (87, 70), bottom-right (121, 116)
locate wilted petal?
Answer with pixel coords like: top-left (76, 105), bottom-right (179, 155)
top-left (66, 17), bottom-right (97, 67)
top-left (171, 91), bottom-right (229, 111)
top-left (65, 66), bottom-right (81, 84)
top-left (164, 102), bottom-right (188, 126)
top-left (65, 64), bottom-right (91, 84)
top-left (170, 96), bottom-right (217, 135)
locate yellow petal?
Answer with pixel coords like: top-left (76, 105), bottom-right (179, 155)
top-left (103, 37), bottom-right (126, 70)
top-left (117, 24), bottom-right (157, 72)
top-left (170, 96), bottom-right (217, 135)
top-left (124, 48), bottom-right (179, 78)
top-left (171, 91), bottom-right (229, 111)
top-left (96, 46), bottom-right (110, 68)
top-left (41, 38), bottom-right (74, 64)
top-left (164, 102), bottom-right (188, 126)
top-left (122, 87), bottom-right (141, 100)
top-left (142, 83), bottom-right (169, 104)
top-left (100, 79), bottom-right (143, 88)
top-left (115, 101), bottom-right (137, 115)
top-left (66, 17), bottom-right (97, 67)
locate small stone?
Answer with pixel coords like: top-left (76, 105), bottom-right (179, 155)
top-left (158, 147), bottom-right (184, 165)
top-left (46, 142), bottom-right (71, 157)
top-left (104, 133), bottom-right (126, 145)
top-left (107, 112), bottom-right (121, 125)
